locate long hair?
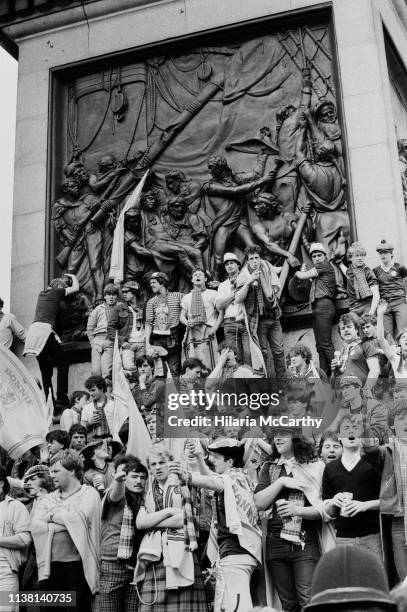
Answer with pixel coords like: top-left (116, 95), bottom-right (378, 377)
top-left (270, 433), bottom-right (317, 464)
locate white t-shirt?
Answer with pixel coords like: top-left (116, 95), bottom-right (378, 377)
top-left (181, 289), bottom-right (218, 327)
top-left (215, 279), bottom-right (244, 320)
top-left (59, 409), bottom-right (80, 432)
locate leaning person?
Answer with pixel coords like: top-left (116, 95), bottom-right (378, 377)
top-left (24, 273), bottom-right (79, 408)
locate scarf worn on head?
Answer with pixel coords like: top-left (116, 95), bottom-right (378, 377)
top-left (189, 288), bottom-right (207, 327)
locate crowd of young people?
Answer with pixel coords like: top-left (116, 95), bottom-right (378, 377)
top-left (1, 237), bottom-right (407, 611)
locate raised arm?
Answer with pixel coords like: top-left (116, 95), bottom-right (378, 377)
top-left (376, 300), bottom-right (395, 361)
top-left (64, 274), bottom-right (79, 296)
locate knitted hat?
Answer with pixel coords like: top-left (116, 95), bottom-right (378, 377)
top-left (23, 465), bottom-right (50, 484)
top-left (304, 546), bottom-right (396, 610)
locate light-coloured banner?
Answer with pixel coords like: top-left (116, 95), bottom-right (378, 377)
top-left (0, 345), bottom-right (49, 459)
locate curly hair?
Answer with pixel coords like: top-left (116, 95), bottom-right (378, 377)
top-left (270, 433), bottom-right (317, 464)
top-left (289, 343), bottom-right (313, 364)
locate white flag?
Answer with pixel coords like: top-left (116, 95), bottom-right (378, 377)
top-left (0, 345), bottom-right (48, 459)
top-left (111, 334), bottom-right (151, 463)
top-left (109, 169), bottom-right (149, 283)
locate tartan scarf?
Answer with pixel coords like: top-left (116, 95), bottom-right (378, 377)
top-left (116, 491), bottom-right (143, 563)
top-left (237, 262), bottom-right (279, 337)
top-left (268, 460), bottom-right (306, 549)
top-left (394, 439), bottom-right (407, 544)
top-left (153, 479), bottom-right (198, 552)
top-left (349, 265), bottom-right (373, 300)
top-left (244, 285), bottom-right (260, 338)
top-left (338, 340), bottom-right (361, 373)
top-left (189, 288), bottom-right (207, 328)
top-left (89, 397), bottom-right (110, 440)
top-left (117, 502), bottom-right (135, 560)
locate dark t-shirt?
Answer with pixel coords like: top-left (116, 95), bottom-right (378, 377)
top-left (33, 288), bottom-right (66, 327)
top-left (322, 453), bottom-right (383, 537)
top-left (101, 492), bottom-right (144, 564)
top-left (362, 335), bottom-right (393, 378)
top-left (216, 490), bottom-right (251, 559)
top-left (255, 462), bottom-right (319, 557)
top-left (342, 341), bottom-right (378, 385)
top-left (373, 263), bottom-right (407, 303)
top-left (101, 496), bottom-right (126, 561)
top-left (310, 261), bottom-right (336, 303)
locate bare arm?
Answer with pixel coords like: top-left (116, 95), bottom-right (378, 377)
top-left (154, 513), bottom-right (184, 529)
top-left (368, 285), bottom-right (380, 315)
top-left (144, 322), bottom-right (152, 347)
top-left (295, 268), bottom-right (318, 280)
top-left (212, 309), bottom-right (224, 332)
top-left (136, 507), bottom-right (178, 530)
top-left (365, 357), bottom-right (380, 393)
top-left (190, 472), bottom-right (224, 492)
top-left (108, 471), bottom-right (126, 503)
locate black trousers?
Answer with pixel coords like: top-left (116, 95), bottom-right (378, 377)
top-left (36, 333), bottom-right (69, 409)
top-left (39, 561), bottom-right (92, 612)
top-left (311, 297), bottom-right (336, 375)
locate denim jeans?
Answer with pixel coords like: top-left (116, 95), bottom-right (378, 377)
top-left (383, 300), bottom-right (407, 339)
top-left (151, 328), bottom-right (182, 377)
top-left (336, 532), bottom-right (382, 560)
top-left (257, 318), bottom-right (286, 378)
top-left (266, 535), bottom-right (320, 612)
top-left (223, 320), bottom-right (251, 365)
top-left (311, 297), bottom-right (336, 375)
top-left (392, 517), bottom-right (407, 581)
top-left (91, 335), bottom-right (114, 382)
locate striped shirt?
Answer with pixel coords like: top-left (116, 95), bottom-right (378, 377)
top-left (145, 292), bottom-right (184, 330)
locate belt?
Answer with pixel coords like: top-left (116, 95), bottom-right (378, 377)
top-left (224, 317), bottom-right (236, 322)
top-left (152, 326), bottom-right (180, 336)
